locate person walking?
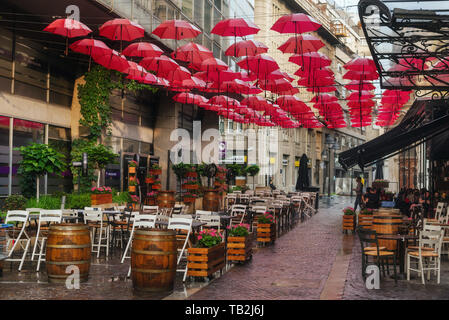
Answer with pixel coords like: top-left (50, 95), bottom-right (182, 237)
top-left (353, 176), bottom-right (363, 211)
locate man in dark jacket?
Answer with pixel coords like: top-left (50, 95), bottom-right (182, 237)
top-left (353, 177), bottom-right (363, 211)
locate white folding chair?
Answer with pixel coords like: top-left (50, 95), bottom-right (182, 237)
top-left (5, 211), bottom-right (30, 271)
top-left (172, 214), bottom-right (193, 219)
top-left (83, 210), bottom-right (109, 258)
top-left (230, 205), bottom-right (247, 225)
top-left (197, 214), bottom-right (221, 233)
top-left (120, 211), bottom-right (140, 263)
top-left (142, 205), bottom-right (159, 213)
top-left (225, 194), bottom-right (237, 209)
top-left (124, 214), bottom-right (157, 277)
top-left (195, 210), bottom-right (212, 219)
top-left (407, 228), bottom-right (444, 284)
top-left (172, 204), bottom-right (186, 215)
top-left (31, 210), bottom-right (63, 271)
top-left (84, 207), bottom-right (100, 211)
top-left (168, 217), bottom-right (193, 282)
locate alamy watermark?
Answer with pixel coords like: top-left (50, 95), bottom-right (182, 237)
top-left (65, 265), bottom-right (80, 290)
top-left (365, 265), bottom-right (380, 289)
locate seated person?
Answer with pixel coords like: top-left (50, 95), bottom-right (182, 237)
top-left (363, 187), bottom-right (380, 209)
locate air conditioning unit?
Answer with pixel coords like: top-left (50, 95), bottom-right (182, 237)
top-left (282, 159), bottom-right (288, 165)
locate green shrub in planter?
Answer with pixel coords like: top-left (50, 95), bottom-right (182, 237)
top-left (2, 195), bottom-right (27, 211)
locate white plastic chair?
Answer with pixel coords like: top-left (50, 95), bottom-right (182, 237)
top-left (142, 205), bottom-right (159, 213)
top-left (31, 210), bottom-right (62, 271)
top-left (172, 214), bottom-right (193, 219)
top-left (195, 210), bottom-right (212, 219)
top-left (119, 211), bottom-right (140, 263)
top-left (197, 214), bottom-right (221, 233)
top-left (230, 205), bottom-right (247, 225)
top-left (83, 209), bottom-right (109, 258)
top-left (168, 217), bottom-right (193, 282)
top-left (5, 211), bottom-right (30, 271)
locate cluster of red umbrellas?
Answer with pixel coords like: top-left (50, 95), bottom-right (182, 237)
top-left (343, 57), bottom-right (379, 127)
top-left (375, 90), bottom-right (411, 126)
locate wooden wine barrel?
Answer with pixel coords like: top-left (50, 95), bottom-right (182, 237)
top-left (131, 229), bottom-right (177, 292)
top-left (157, 190), bottom-right (175, 208)
top-left (372, 215), bottom-right (403, 250)
top-left (203, 190), bottom-right (220, 212)
top-left (46, 223), bottom-right (91, 283)
top-left (377, 208), bottom-right (400, 215)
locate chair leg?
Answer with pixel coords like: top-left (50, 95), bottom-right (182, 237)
top-left (419, 257), bottom-right (425, 284)
top-left (31, 233), bottom-right (40, 261)
top-left (127, 265), bottom-right (131, 278)
top-left (36, 238), bottom-right (46, 271)
top-left (407, 255), bottom-right (410, 281)
top-left (18, 240), bottom-right (30, 271)
top-left (393, 254), bottom-right (397, 285)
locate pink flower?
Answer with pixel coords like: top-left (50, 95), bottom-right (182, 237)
top-left (197, 235), bottom-right (202, 240)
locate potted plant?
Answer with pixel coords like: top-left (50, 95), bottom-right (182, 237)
top-left (246, 165), bottom-right (260, 190)
top-left (342, 207), bottom-right (356, 233)
top-left (182, 180), bottom-right (199, 190)
top-left (145, 173), bottom-right (155, 184)
top-left (227, 223), bottom-right (253, 263)
top-left (358, 208), bottom-right (374, 229)
top-left (186, 165), bottom-right (198, 178)
top-left (152, 179), bottom-right (161, 190)
top-left (90, 186), bottom-right (113, 205)
top-left (257, 212), bottom-right (276, 244)
top-left (130, 194), bottom-right (139, 209)
top-left (172, 162), bottom-right (189, 180)
top-left (187, 228), bottom-right (225, 278)
top-left (128, 160), bottom-right (138, 174)
top-left (183, 192), bottom-right (198, 203)
top-left (129, 179), bottom-right (138, 193)
top-left (149, 163), bottom-right (162, 175)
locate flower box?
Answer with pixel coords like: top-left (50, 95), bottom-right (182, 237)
top-left (183, 197), bottom-right (196, 203)
top-left (91, 193), bottom-right (113, 205)
top-left (227, 234), bottom-right (253, 262)
top-left (145, 178), bottom-right (155, 184)
top-left (144, 197), bottom-right (157, 206)
top-left (149, 169), bottom-right (162, 175)
top-left (358, 214), bottom-right (373, 229)
top-left (372, 181), bottom-right (389, 189)
top-left (129, 185), bottom-right (136, 193)
top-left (152, 184), bottom-right (161, 190)
top-left (129, 167), bottom-right (136, 174)
top-left (342, 215), bottom-right (356, 233)
top-left (186, 171), bottom-right (197, 178)
top-left (257, 223), bottom-right (275, 243)
top-left (182, 184), bottom-right (199, 190)
top-left (187, 242), bottom-right (226, 277)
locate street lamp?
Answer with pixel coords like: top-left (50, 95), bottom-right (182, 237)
top-left (324, 135), bottom-right (335, 197)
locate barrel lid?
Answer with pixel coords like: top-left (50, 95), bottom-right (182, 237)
top-left (135, 228), bottom-right (176, 236)
top-left (50, 223), bottom-right (88, 230)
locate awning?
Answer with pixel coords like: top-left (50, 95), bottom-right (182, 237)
top-left (338, 99), bottom-right (449, 170)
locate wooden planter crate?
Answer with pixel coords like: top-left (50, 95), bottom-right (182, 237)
top-left (183, 197), bottom-right (196, 203)
top-left (358, 214), bottom-right (373, 229)
top-left (187, 242), bottom-right (225, 277)
top-left (182, 184), bottom-right (199, 190)
top-left (149, 169), bottom-right (162, 175)
top-left (343, 215), bottom-right (356, 233)
top-left (145, 178), bottom-right (155, 184)
top-left (129, 167), bottom-right (136, 174)
top-left (227, 234), bottom-right (253, 262)
top-left (91, 193), bottom-right (113, 205)
top-left (186, 172), bottom-right (197, 178)
top-left (257, 223), bottom-right (275, 243)
top-left (152, 184), bottom-right (161, 190)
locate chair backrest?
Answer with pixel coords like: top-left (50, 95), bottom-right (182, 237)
top-left (232, 190), bottom-right (242, 194)
top-left (5, 210), bottom-right (29, 224)
top-left (142, 205), bottom-right (159, 212)
top-left (134, 214), bottom-right (157, 228)
top-left (115, 205), bottom-right (126, 211)
top-left (172, 214), bottom-right (193, 219)
top-left (39, 210), bottom-right (63, 223)
top-left (198, 214), bottom-right (221, 230)
top-left (435, 202), bottom-right (446, 219)
top-left (26, 208), bottom-right (41, 214)
top-left (245, 190), bottom-right (254, 195)
top-left (195, 210), bottom-right (212, 216)
top-left (419, 229), bottom-right (444, 254)
top-left (83, 210), bottom-right (102, 223)
top-left (357, 227), bottom-right (380, 251)
top-left (84, 207), bottom-right (99, 211)
top-left (156, 214), bottom-right (169, 223)
top-left (172, 204), bottom-right (185, 215)
top-left (62, 209), bottom-right (75, 216)
top-left (168, 217), bottom-right (193, 232)
top-left (252, 205), bottom-right (267, 213)
top-left (232, 204), bottom-right (246, 211)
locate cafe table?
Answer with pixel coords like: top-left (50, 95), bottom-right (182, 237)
top-left (377, 233), bottom-right (418, 279)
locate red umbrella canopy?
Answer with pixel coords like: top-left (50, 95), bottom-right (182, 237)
top-left (278, 35), bottom-right (325, 54)
top-left (345, 80), bottom-right (376, 91)
top-left (140, 72), bottom-right (158, 84)
top-left (310, 94), bottom-right (338, 104)
top-left (122, 42), bottom-right (163, 58)
top-left (343, 57), bottom-right (377, 73)
top-left (211, 18), bottom-right (260, 37)
top-left (164, 66), bottom-right (192, 83)
top-left (44, 18), bottom-right (92, 37)
top-left (220, 79), bottom-right (252, 94)
top-left (99, 19), bottom-right (144, 41)
top-left (259, 78), bottom-right (293, 93)
top-left (306, 86), bottom-right (336, 93)
top-left (195, 69), bottom-right (240, 82)
top-left (347, 91), bottom-right (375, 100)
top-left (276, 95), bottom-right (305, 108)
top-left (171, 42), bottom-right (214, 65)
top-left (173, 92), bottom-right (208, 105)
top-left (347, 99), bottom-right (375, 108)
top-left (271, 13), bottom-right (321, 34)
top-left (240, 70), bottom-right (258, 82)
top-left (237, 54), bottom-right (280, 75)
top-left (70, 39), bottom-right (111, 56)
top-left (92, 49), bottom-right (130, 73)
top-left (181, 76), bottom-right (207, 90)
top-left (295, 67), bottom-right (333, 78)
top-left (139, 55), bottom-right (180, 75)
top-left (241, 96), bottom-right (271, 111)
top-left (289, 52), bottom-right (331, 68)
top-left (152, 20), bottom-right (201, 40)
top-left (125, 61), bottom-right (147, 78)
top-left (298, 76), bottom-right (334, 87)
top-left (261, 69), bottom-right (286, 80)
top-left (200, 58), bottom-right (228, 72)
top-left (281, 72), bottom-right (295, 82)
top-left (208, 95), bottom-right (241, 108)
top-left (343, 70), bottom-right (379, 81)
top-left (225, 40), bottom-right (268, 57)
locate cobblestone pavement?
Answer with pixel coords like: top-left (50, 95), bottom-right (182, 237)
top-left (188, 196), bottom-right (352, 300)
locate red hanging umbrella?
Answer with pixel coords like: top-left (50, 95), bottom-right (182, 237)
top-left (248, 84), bottom-right (263, 95)
top-left (237, 54), bottom-right (280, 75)
top-left (181, 76), bottom-right (207, 90)
top-left (122, 42), bottom-right (163, 58)
top-left (225, 40), bottom-right (268, 57)
top-left (70, 39), bottom-right (112, 69)
top-left (164, 66), bottom-right (192, 84)
top-left (343, 70), bottom-right (379, 81)
top-left (343, 57), bottom-right (377, 72)
top-left (347, 99), bottom-right (375, 108)
top-left (44, 18), bottom-right (93, 55)
top-left (99, 19), bottom-right (144, 51)
top-left (171, 42), bottom-right (214, 66)
top-left (152, 20), bottom-right (201, 40)
top-left (345, 80), bottom-right (375, 91)
top-left (306, 86), bottom-right (336, 93)
top-left (295, 67), bottom-right (333, 78)
top-left (200, 58), bottom-right (228, 72)
top-left (347, 91), bottom-right (375, 100)
top-left (241, 96), bottom-right (271, 111)
top-left (139, 55), bottom-right (179, 75)
top-left (240, 70), bottom-right (258, 82)
top-left (298, 76), bottom-right (334, 87)
top-left (211, 18), bottom-right (260, 37)
top-left (278, 35), bottom-right (324, 54)
top-left (140, 72), bottom-right (158, 84)
top-left (209, 95), bottom-right (241, 108)
top-left (92, 49), bottom-right (130, 73)
top-left (125, 61), bottom-right (147, 78)
top-left (271, 13), bottom-right (321, 34)
top-left (289, 52), bottom-right (331, 68)
top-left (310, 94), bottom-right (338, 104)
top-left (173, 92), bottom-right (208, 105)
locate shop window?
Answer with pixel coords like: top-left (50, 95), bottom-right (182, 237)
top-left (194, 0), bottom-right (204, 28)
top-left (182, 0), bottom-right (193, 19)
top-left (140, 142), bottom-right (153, 155)
top-left (0, 116), bottom-right (10, 195)
top-left (0, 31), bottom-right (13, 93)
top-left (204, 0), bottom-right (212, 33)
top-left (123, 138), bottom-right (139, 153)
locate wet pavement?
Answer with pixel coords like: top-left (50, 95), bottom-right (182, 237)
top-left (2, 196), bottom-right (449, 300)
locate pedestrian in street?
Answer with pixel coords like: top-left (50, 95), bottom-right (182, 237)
top-left (353, 176), bottom-right (363, 211)
top-left (269, 179), bottom-right (276, 191)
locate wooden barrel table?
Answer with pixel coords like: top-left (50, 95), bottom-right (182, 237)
top-left (157, 191), bottom-right (175, 208)
top-left (46, 223), bottom-right (91, 283)
top-left (377, 208), bottom-right (400, 215)
top-left (372, 215), bottom-right (402, 250)
top-left (131, 228), bottom-right (177, 292)
top-left (203, 190), bottom-right (220, 212)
